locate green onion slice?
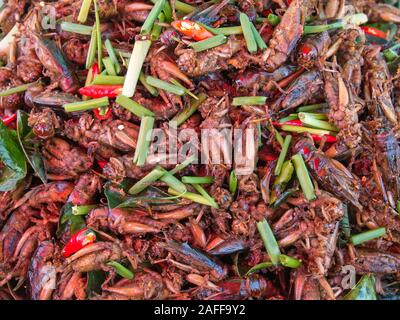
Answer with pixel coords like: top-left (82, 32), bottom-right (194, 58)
top-left (257, 219), bottom-right (281, 265)
top-left (232, 96), bottom-right (266, 106)
top-left (182, 176), bottom-right (213, 184)
top-left (146, 76), bottom-right (185, 95)
top-left (78, 0), bottom-right (92, 23)
top-left (60, 22), bottom-right (93, 35)
top-left (292, 153), bottom-right (316, 201)
top-left (106, 261), bottom-right (134, 279)
top-left (350, 227), bottom-right (386, 246)
top-left (64, 97), bottom-right (109, 112)
top-left (128, 166), bottom-right (165, 195)
top-left (240, 13), bottom-right (257, 53)
top-left (189, 34), bottom-right (227, 52)
top-left (274, 135), bottom-right (292, 176)
top-left (92, 75), bottom-right (125, 85)
top-left (116, 94), bottom-right (154, 118)
top-left (133, 116), bottom-right (155, 166)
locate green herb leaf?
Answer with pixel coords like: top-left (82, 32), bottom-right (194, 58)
top-left (104, 180), bottom-right (130, 208)
top-left (16, 110), bottom-right (47, 184)
top-left (107, 261), bottom-right (134, 279)
top-left (0, 120), bottom-right (27, 191)
top-left (86, 270), bottom-right (106, 297)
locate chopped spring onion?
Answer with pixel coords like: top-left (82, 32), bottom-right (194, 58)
top-left (92, 75), bottom-right (125, 85)
top-left (191, 184), bottom-right (219, 209)
top-left (189, 34), bottom-right (227, 52)
top-left (139, 72), bottom-right (158, 96)
top-left (279, 254), bottom-right (302, 268)
top-left (104, 39), bottom-right (121, 74)
top-left (86, 24), bottom-right (97, 69)
top-left (169, 78), bottom-right (198, 100)
top-left (158, 0), bottom-right (172, 22)
top-left (279, 115), bottom-right (298, 123)
top-left (78, 0), bottom-right (92, 23)
top-left (94, 0), bottom-right (102, 71)
top-left (133, 116), bottom-right (155, 166)
top-left (297, 103), bottom-right (328, 112)
top-left (182, 176), bottom-right (214, 184)
top-left (141, 0), bottom-right (166, 35)
top-left (304, 13), bottom-right (367, 35)
top-left (304, 21), bottom-right (345, 34)
top-left (122, 39), bottom-right (152, 97)
top-left (257, 219), bottom-right (281, 265)
top-left (171, 93), bottom-right (207, 126)
top-left (244, 261), bottom-right (274, 276)
top-left (168, 187), bottom-right (218, 207)
top-left (229, 170), bottom-right (238, 195)
top-left (128, 166), bottom-right (165, 195)
top-left (350, 227), bottom-right (386, 246)
top-left (106, 261), bottom-right (134, 279)
top-left (151, 12), bottom-right (165, 41)
top-left (269, 121), bottom-right (284, 147)
top-left (240, 13), bottom-right (257, 53)
top-left (270, 160), bottom-right (294, 205)
top-left (299, 112), bottom-right (339, 132)
top-left (64, 97), bottom-right (109, 112)
top-left (0, 82), bottom-right (35, 97)
top-left (60, 22), bottom-right (93, 35)
top-left (250, 22), bottom-right (267, 50)
top-left (160, 170), bottom-right (187, 194)
top-left (116, 94), bottom-right (155, 118)
top-left (274, 135), bottom-right (292, 176)
top-left (296, 112), bottom-right (328, 120)
top-left (169, 154), bottom-right (196, 175)
top-left (146, 76), bottom-right (185, 95)
top-left (281, 124), bottom-right (335, 136)
top-left (292, 154), bottom-right (316, 201)
top-left (149, 0), bottom-right (171, 21)
top-left (268, 13), bottom-right (280, 26)
top-left (232, 96), bottom-right (266, 106)
top-left (175, 0), bottom-right (196, 13)
top-left (72, 205), bottom-right (97, 216)
top-left (200, 23), bottom-right (243, 35)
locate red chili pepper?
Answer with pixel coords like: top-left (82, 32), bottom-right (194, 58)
top-left (97, 160), bottom-right (109, 169)
top-left (1, 113), bottom-right (17, 126)
top-left (298, 43), bottom-right (313, 56)
top-left (262, 9), bottom-right (273, 17)
top-left (310, 134), bottom-right (337, 143)
top-left (62, 228), bottom-right (96, 258)
top-left (171, 20), bottom-right (214, 41)
top-left (93, 107), bottom-right (112, 120)
top-left (258, 146), bottom-right (278, 161)
top-left (361, 26), bottom-right (387, 39)
top-left (78, 85), bottom-right (123, 98)
top-left (272, 120), bottom-right (302, 127)
top-left (91, 63), bottom-right (100, 80)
